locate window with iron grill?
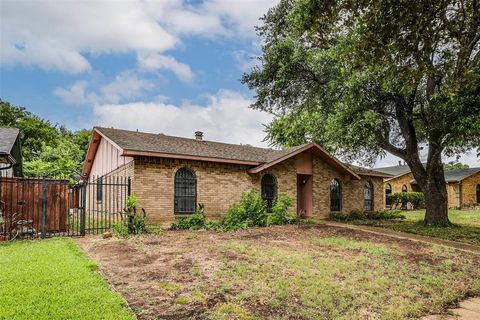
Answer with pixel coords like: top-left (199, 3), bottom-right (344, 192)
top-left (364, 181), bottom-right (374, 211)
top-left (174, 168), bottom-right (197, 214)
top-left (477, 184), bottom-right (480, 204)
top-left (330, 179), bottom-right (342, 211)
top-left (385, 183), bottom-right (392, 206)
top-left (261, 174), bottom-right (277, 213)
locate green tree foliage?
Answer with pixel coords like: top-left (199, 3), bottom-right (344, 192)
top-left (443, 162), bottom-right (470, 170)
top-left (0, 100), bottom-right (58, 161)
top-left (243, 0), bottom-right (480, 225)
top-left (0, 100), bottom-right (91, 180)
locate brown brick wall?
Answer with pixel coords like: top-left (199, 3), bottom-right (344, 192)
top-left (130, 154), bottom-right (386, 225)
top-left (460, 171), bottom-right (480, 207)
top-left (385, 173), bottom-right (419, 194)
top-left (384, 171), bottom-right (480, 209)
top-left (311, 155), bottom-right (384, 217)
top-left (131, 157), bottom-right (300, 225)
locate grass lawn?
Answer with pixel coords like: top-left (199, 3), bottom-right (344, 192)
top-left (0, 238), bottom-right (135, 320)
top-left (352, 209), bottom-right (480, 246)
top-left (78, 225), bottom-right (480, 320)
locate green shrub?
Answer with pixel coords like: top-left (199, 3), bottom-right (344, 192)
top-left (219, 189), bottom-right (268, 231)
top-left (170, 211), bottom-right (208, 230)
top-left (387, 192), bottom-right (425, 209)
top-left (170, 204), bottom-right (215, 230)
top-left (112, 222), bottom-right (129, 238)
top-left (169, 190), bottom-right (296, 231)
top-left (114, 194), bottom-right (148, 236)
top-left (267, 194), bottom-right (298, 226)
top-left (329, 210), bottom-right (405, 221)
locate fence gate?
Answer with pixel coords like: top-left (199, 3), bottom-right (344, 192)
top-left (0, 176), bottom-right (130, 240)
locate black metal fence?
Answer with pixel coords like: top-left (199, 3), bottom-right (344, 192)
top-left (0, 175), bottom-right (130, 240)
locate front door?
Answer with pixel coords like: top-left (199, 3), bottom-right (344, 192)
top-left (297, 174), bottom-right (313, 217)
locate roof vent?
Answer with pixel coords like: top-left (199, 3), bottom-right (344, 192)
top-left (195, 131), bottom-right (203, 141)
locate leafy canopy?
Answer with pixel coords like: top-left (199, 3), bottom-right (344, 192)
top-left (243, 0), bottom-right (480, 166)
top-left (0, 100), bottom-right (91, 180)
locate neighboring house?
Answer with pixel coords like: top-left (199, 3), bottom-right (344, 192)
top-left (82, 127), bottom-right (391, 225)
top-left (0, 127), bottom-right (23, 177)
top-left (376, 164), bottom-right (480, 209)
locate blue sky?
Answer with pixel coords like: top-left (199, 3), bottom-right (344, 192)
top-left (0, 0), bottom-right (478, 167)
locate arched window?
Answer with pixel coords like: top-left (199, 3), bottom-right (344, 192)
top-left (174, 168), bottom-right (197, 214)
top-left (385, 183), bottom-right (392, 206)
top-left (261, 174), bottom-right (277, 213)
top-left (330, 179), bottom-right (342, 211)
top-left (364, 181), bottom-right (374, 211)
top-left (402, 185), bottom-right (408, 192)
top-left (477, 184), bottom-right (480, 204)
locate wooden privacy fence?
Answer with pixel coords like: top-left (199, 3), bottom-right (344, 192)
top-left (0, 176), bottom-right (131, 240)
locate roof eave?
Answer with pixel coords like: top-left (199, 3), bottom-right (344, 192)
top-left (357, 172), bottom-right (393, 178)
top-left (122, 149), bottom-right (261, 166)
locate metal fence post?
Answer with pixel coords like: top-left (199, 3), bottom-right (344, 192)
top-left (41, 177), bottom-right (47, 239)
top-left (127, 177), bottom-right (131, 197)
top-left (80, 183), bottom-right (86, 236)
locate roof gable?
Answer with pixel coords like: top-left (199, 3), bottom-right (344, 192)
top-left (0, 127), bottom-right (20, 155)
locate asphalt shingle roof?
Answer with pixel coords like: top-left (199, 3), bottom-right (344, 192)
top-left (0, 127), bottom-right (20, 155)
top-left (96, 127), bottom-right (305, 164)
top-left (377, 163), bottom-right (480, 182)
top-left (444, 168), bottom-right (480, 182)
top-left (374, 164), bottom-right (412, 177)
top-left (95, 127), bottom-right (388, 177)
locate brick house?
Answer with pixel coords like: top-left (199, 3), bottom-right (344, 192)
top-left (82, 127), bottom-right (391, 225)
top-left (377, 164), bottom-right (480, 209)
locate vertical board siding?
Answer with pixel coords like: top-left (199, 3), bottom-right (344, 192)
top-left (89, 138), bottom-right (133, 182)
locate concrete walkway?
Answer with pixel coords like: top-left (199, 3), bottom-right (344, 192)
top-left (422, 298), bottom-right (480, 319)
top-left (320, 221), bottom-right (480, 319)
top-left (321, 221), bottom-right (480, 255)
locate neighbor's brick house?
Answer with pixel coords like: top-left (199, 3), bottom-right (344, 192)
top-left (376, 164), bottom-right (480, 209)
top-left (82, 127), bottom-right (391, 225)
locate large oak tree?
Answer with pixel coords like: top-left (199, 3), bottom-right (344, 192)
top-left (244, 0), bottom-right (480, 225)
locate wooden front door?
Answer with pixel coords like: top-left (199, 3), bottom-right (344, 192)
top-left (297, 174), bottom-right (313, 217)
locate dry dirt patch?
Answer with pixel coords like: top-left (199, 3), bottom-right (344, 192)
top-left (76, 225), bottom-right (480, 320)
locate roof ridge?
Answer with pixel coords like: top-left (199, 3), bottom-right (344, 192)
top-left (94, 126), bottom-right (306, 154)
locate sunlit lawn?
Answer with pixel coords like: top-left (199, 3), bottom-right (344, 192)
top-left (353, 209), bottom-right (480, 246)
top-left (0, 238), bottom-right (134, 320)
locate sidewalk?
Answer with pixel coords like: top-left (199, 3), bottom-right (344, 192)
top-left (422, 298), bottom-right (480, 320)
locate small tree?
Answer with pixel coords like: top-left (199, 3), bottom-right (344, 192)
top-left (243, 0), bottom-right (480, 226)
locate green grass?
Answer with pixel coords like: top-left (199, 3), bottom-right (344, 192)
top-left (213, 238), bottom-right (480, 319)
top-left (352, 209), bottom-right (480, 246)
top-left (0, 238), bottom-right (134, 320)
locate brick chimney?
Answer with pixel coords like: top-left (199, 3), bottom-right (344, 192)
top-left (195, 131), bottom-right (203, 140)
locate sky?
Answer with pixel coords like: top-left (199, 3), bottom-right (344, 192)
top-left (0, 0), bottom-right (478, 168)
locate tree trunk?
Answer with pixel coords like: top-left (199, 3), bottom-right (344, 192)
top-left (408, 145), bottom-right (450, 226)
top-left (423, 176), bottom-right (450, 226)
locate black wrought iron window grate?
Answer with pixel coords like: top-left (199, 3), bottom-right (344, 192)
top-left (174, 168), bottom-right (197, 214)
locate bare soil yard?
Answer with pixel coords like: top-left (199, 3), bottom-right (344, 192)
top-left (77, 225), bottom-right (480, 320)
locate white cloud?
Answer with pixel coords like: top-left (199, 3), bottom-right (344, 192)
top-left (203, 0), bottom-right (279, 35)
top-left (100, 72), bottom-right (155, 104)
top-left (54, 72), bottom-right (154, 105)
top-left (92, 89), bottom-right (273, 147)
top-left (138, 53), bottom-right (194, 82)
top-left (53, 81), bottom-right (97, 105)
top-left (1, 0), bottom-right (279, 74)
